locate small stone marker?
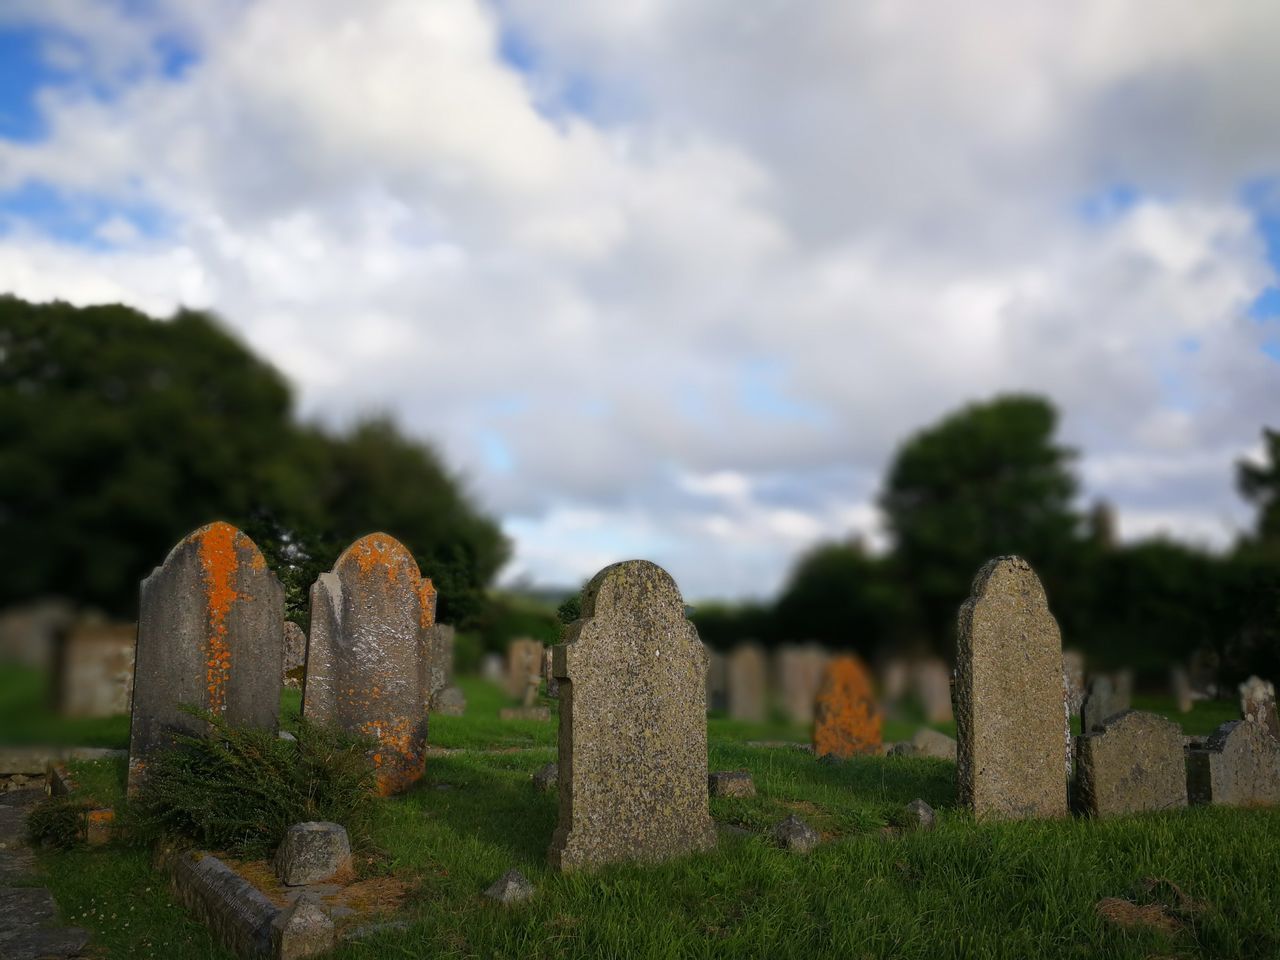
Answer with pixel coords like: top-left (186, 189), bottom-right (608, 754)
top-left (302, 533), bottom-right (437, 796)
top-left (880, 658), bottom-right (909, 702)
top-left (913, 657), bottom-right (954, 723)
top-left (771, 815), bottom-right (819, 854)
top-left (1080, 675), bottom-right (1126, 733)
top-left (547, 560), bottom-right (717, 872)
top-left (1075, 710), bottom-right (1188, 817)
top-left (484, 869), bottom-right (534, 904)
top-left (812, 655), bottom-right (881, 759)
top-left (1063, 650), bottom-right (1086, 716)
top-left (708, 770), bottom-right (756, 797)
top-left (1170, 666), bottom-right (1193, 714)
top-left (56, 620), bottom-right (135, 718)
top-left (705, 645), bottom-right (727, 712)
top-left (894, 727), bottom-right (956, 761)
top-left (128, 522), bottom-right (284, 794)
top-left (1238, 675), bottom-right (1280, 740)
top-left (421, 623), bottom-right (455, 708)
top-left (431, 686), bottom-right (466, 717)
top-left (282, 621), bottom-right (307, 689)
top-left (274, 822), bottom-right (352, 886)
top-left (481, 653), bottom-right (504, 684)
top-left (903, 798), bottom-right (935, 831)
top-left (532, 762), bottom-right (558, 793)
top-left (954, 556), bottom-right (1067, 821)
top-left (1186, 720), bottom-right (1280, 807)
top-left (272, 895), bottom-right (335, 960)
top-left (506, 637), bottom-right (544, 700)
top-left (727, 643), bottom-right (767, 723)
top-left (775, 644), bottom-right (829, 725)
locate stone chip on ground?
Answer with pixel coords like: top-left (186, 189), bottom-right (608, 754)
top-left (484, 869), bottom-right (534, 904)
top-left (903, 798), bottom-right (936, 830)
top-left (272, 894), bottom-right (335, 960)
top-left (771, 815), bottom-right (819, 854)
top-left (531, 763), bottom-right (558, 793)
top-left (707, 770), bottom-right (756, 797)
top-left (274, 822), bottom-right (352, 887)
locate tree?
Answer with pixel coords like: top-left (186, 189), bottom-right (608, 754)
top-left (1239, 428), bottom-right (1280, 547)
top-left (879, 394), bottom-right (1082, 649)
top-left (772, 540), bottom-right (904, 654)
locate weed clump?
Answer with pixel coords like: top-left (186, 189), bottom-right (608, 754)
top-left (26, 796), bottom-right (95, 849)
top-left (132, 709), bottom-right (376, 855)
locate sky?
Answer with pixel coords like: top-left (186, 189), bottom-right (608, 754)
top-left (1, 1), bottom-right (1278, 600)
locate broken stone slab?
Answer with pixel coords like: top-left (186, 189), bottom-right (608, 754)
top-left (431, 686), bottom-right (466, 717)
top-left (274, 822), bottom-right (352, 887)
top-left (499, 706), bottom-right (549, 722)
top-left (770, 815), bottom-right (819, 854)
top-left (271, 895), bottom-right (335, 960)
top-left (531, 763), bottom-right (558, 793)
top-left (891, 728), bottom-right (957, 761)
top-left (483, 869), bottom-right (534, 904)
top-left (1186, 720), bottom-right (1280, 807)
top-left (707, 770), bottom-right (756, 798)
top-left (168, 850), bottom-right (279, 959)
top-left (1075, 710), bottom-right (1187, 817)
top-left (903, 798), bottom-right (936, 831)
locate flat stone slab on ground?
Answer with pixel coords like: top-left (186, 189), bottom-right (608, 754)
top-left (499, 706), bottom-right (549, 721)
top-left (708, 770), bottom-right (756, 798)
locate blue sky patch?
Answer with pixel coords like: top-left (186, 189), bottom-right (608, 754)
top-left (0, 180), bottom-right (168, 248)
top-left (738, 359), bottom-right (831, 427)
top-left (1077, 183), bottom-right (1143, 225)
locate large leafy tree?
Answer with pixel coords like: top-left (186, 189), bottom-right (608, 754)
top-left (0, 296), bottom-right (507, 626)
top-left (879, 394), bottom-right (1083, 648)
top-left (1239, 427), bottom-right (1280, 548)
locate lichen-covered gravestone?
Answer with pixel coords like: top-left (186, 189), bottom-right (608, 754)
top-left (282, 621), bottom-right (307, 690)
top-left (128, 522), bottom-right (283, 794)
top-left (548, 560), bottom-right (716, 872)
top-left (812, 655), bottom-right (881, 758)
top-left (302, 533), bottom-right (437, 796)
top-left (1075, 710), bottom-right (1187, 817)
top-left (1238, 675), bottom-right (1279, 741)
top-left (727, 643), bottom-right (767, 723)
top-left (1186, 720), bottom-right (1280, 807)
top-left (954, 556), bottom-right (1067, 820)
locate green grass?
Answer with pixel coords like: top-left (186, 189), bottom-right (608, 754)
top-left (31, 681), bottom-right (1280, 959)
top-left (0, 663), bottom-right (130, 748)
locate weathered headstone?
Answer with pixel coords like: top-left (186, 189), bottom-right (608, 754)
top-left (481, 652), bottom-right (504, 685)
top-left (1186, 720), bottom-right (1280, 807)
top-left (812, 655), bottom-right (881, 758)
top-left (1075, 710), bottom-right (1187, 817)
top-left (543, 647), bottom-right (559, 698)
top-left (128, 522), bottom-right (283, 794)
top-left (506, 637), bottom-right (544, 700)
top-left (1081, 675), bottom-right (1127, 733)
top-left (1170, 666), bottom-right (1193, 714)
top-left (879, 658), bottom-right (909, 702)
top-left (775, 644), bottom-right (829, 725)
top-left (913, 657), bottom-right (953, 724)
top-left (56, 620), bottom-right (135, 717)
top-left (954, 556), bottom-right (1067, 821)
top-left (0, 598), bottom-right (74, 671)
top-left (421, 623), bottom-right (455, 708)
top-left (708, 770), bottom-right (755, 797)
top-left (547, 560), bottom-right (716, 872)
top-left (274, 822), bottom-right (352, 886)
top-left (302, 533), bottom-right (437, 796)
top-left (283, 621), bottom-right (307, 690)
top-left (1238, 675), bottom-right (1280, 740)
top-left (431, 686), bottom-right (466, 717)
top-left (1188, 648), bottom-right (1219, 699)
top-left (727, 643), bottom-right (767, 723)
top-left (705, 645), bottom-right (727, 712)
top-left (1062, 649), bottom-right (1086, 716)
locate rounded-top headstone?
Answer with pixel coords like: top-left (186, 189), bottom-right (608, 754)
top-left (128, 522), bottom-right (283, 793)
top-left (953, 556), bottom-right (1067, 821)
top-left (547, 560), bottom-right (717, 872)
top-left (302, 533), bottom-right (436, 795)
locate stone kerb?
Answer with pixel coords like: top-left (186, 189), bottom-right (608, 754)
top-left (1075, 709), bottom-right (1188, 817)
top-left (548, 560), bottom-right (717, 872)
top-left (302, 533), bottom-right (437, 796)
top-left (953, 556), bottom-right (1067, 821)
top-left (128, 522), bottom-right (284, 794)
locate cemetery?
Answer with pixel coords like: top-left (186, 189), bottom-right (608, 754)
top-left (1, 526), bottom-right (1278, 960)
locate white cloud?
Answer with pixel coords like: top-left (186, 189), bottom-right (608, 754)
top-left (1, 0), bottom-right (1278, 599)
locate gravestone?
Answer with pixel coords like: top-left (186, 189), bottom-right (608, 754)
top-left (1170, 667), bottom-right (1193, 714)
top-left (775, 644), bottom-right (829, 725)
top-left (1062, 649), bottom-right (1086, 716)
top-left (543, 647), bottom-right (559, 698)
top-left (302, 533), bottom-right (437, 796)
top-left (1186, 720), bottom-right (1280, 807)
top-left (705, 646), bottom-right (727, 712)
top-left (422, 623), bottom-right (455, 708)
top-left (128, 522), bottom-right (283, 794)
top-left (506, 637), bottom-right (544, 700)
top-left (727, 643), bottom-right (767, 723)
top-left (953, 556), bottom-right (1067, 820)
top-left (547, 560), bottom-right (716, 872)
top-left (812, 655), bottom-right (881, 758)
top-left (1081, 675), bottom-right (1127, 733)
top-left (913, 657), bottom-right (953, 723)
top-left (880, 658), bottom-right (909, 702)
top-left (283, 621), bottom-right (307, 690)
top-left (1238, 676), bottom-right (1280, 740)
top-left (57, 620), bottom-right (135, 717)
top-left (1075, 710), bottom-right (1187, 817)
top-left (481, 653), bottom-right (504, 684)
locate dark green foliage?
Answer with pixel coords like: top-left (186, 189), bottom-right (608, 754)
top-left (772, 541), bottom-right (905, 654)
top-left (131, 710), bottom-right (376, 855)
top-left (689, 600), bottom-right (774, 650)
top-left (1239, 427), bottom-right (1280, 546)
top-left (26, 795), bottom-right (96, 849)
top-left (0, 295), bottom-right (507, 626)
top-left (556, 592), bottom-right (581, 626)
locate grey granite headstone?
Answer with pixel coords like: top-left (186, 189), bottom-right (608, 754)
top-left (775, 644), bottom-right (829, 725)
top-left (953, 556), bottom-right (1067, 821)
top-left (302, 533), bottom-right (437, 796)
top-left (548, 560), bottom-right (716, 872)
top-left (727, 643), bottom-right (767, 723)
top-left (128, 522), bottom-right (283, 794)
top-left (913, 657), bottom-right (954, 723)
top-left (1186, 720), bottom-right (1280, 807)
top-left (431, 685), bottom-right (466, 717)
top-left (1076, 710), bottom-right (1188, 817)
top-left (1238, 675), bottom-right (1279, 740)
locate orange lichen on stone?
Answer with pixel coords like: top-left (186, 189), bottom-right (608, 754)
top-left (358, 714), bottom-right (424, 796)
top-left (195, 522), bottom-right (244, 715)
top-left (418, 579), bottom-right (437, 628)
top-left (812, 654), bottom-right (882, 759)
top-left (351, 533), bottom-right (412, 583)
